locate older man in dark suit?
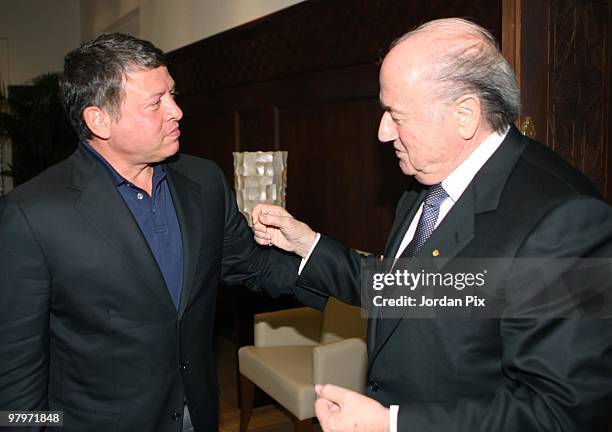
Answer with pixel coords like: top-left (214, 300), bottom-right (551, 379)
top-left (252, 18), bottom-right (612, 432)
top-left (0, 33), bottom-right (323, 432)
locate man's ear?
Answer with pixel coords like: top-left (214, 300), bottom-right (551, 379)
top-left (83, 106), bottom-right (112, 140)
top-left (454, 95), bottom-right (481, 140)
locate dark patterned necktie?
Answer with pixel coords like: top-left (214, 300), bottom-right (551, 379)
top-left (375, 183), bottom-right (448, 339)
top-left (401, 183), bottom-right (448, 258)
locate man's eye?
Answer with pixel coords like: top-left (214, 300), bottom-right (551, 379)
top-left (170, 90), bottom-right (179, 99)
top-left (151, 100), bottom-right (161, 107)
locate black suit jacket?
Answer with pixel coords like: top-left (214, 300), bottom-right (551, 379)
top-left (297, 127), bottom-right (612, 431)
top-left (0, 147), bottom-right (321, 431)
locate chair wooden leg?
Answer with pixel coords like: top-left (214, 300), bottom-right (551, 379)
top-left (239, 374), bottom-right (255, 432)
top-left (291, 416), bottom-right (313, 432)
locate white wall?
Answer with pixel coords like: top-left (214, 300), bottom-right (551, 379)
top-left (0, 0), bottom-right (81, 85)
top-left (80, 0), bottom-right (307, 52)
top-left (0, 0), bottom-right (307, 83)
top-left (0, 0), bottom-right (304, 193)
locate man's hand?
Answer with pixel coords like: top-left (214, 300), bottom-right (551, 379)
top-left (251, 204), bottom-right (317, 258)
top-left (315, 384), bottom-right (390, 432)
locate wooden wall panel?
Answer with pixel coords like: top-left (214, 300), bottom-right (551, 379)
top-left (179, 113), bottom-right (236, 178)
top-left (168, 0), bottom-right (502, 250)
top-left (515, 0), bottom-right (611, 200)
top-left (169, 0), bottom-right (501, 98)
top-left (279, 98), bottom-right (407, 253)
top-left (237, 108), bottom-right (278, 152)
top-left (548, 0), bottom-right (611, 197)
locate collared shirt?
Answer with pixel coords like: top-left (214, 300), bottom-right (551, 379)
top-left (394, 128), bottom-right (509, 258)
top-left (81, 141), bottom-right (184, 309)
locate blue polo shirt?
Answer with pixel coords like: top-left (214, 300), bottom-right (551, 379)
top-left (82, 142), bottom-right (184, 310)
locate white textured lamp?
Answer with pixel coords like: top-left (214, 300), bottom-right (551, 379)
top-left (233, 151), bottom-right (288, 226)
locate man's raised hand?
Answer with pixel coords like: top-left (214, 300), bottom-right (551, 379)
top-left (252, 204), bottom-right (317, 258)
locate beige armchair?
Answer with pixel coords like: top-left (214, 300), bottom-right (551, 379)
top-left (238, 297), bottom-right (368, 432)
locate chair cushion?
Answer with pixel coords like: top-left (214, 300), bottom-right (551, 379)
top-left (320, 297), bottom-right (367, 344)
top-left (255, 307), bottom-right (322, 347)
top-left (239, 345), bottom-right (315, 420)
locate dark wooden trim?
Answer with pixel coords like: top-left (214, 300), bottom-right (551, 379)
top-left (239, 374), bottom-right (255, 432)
top-left (501, 0), bottom-right (519, 70)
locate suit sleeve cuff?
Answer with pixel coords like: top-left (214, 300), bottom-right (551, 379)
top-left (297, 233), bottom-right (321, 275)
top-left (389, 405), bottom-right (399, 432)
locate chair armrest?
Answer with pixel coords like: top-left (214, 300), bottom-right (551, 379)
top-left (312, 338), bottom-right (367, 393)
top-left (254, 307), bottom-right (322, 347)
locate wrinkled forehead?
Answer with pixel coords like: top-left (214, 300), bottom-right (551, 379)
top-left (116, 66), bottom-right (174, 106)
top-left (122, 66), bottom-right (174, 87)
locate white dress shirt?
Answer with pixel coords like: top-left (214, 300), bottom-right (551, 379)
top-left (394, 128), bottom-right (508, 258)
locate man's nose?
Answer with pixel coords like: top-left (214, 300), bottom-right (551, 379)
top-left (378, 111), bottom-right (398, 142)
top-left (166, 97), bottom-right (183, 121)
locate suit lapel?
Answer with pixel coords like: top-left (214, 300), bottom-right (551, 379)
top-left (366, 188), bottom-right (425, 356)
top-left (368, 188), bottom-right (477, 367)
top-left (421, 188), bottom-right (475, 263)
top-left (383, 189), bottom-right (426, 265)
top-left (69, 148), bottom-right (176, 315)
top-left (368, 127), bottom-right (528, 367)
top-left (165, 164), bottom-right (203, 318)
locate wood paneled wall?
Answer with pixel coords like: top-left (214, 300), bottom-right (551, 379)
top-left (168, 0), bottom-right (501, 252)
top-left (505, 0), bottom-right (612, 201)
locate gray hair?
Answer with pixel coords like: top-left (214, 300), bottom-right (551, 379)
top-left (391, 18), bottom-right (520, 133)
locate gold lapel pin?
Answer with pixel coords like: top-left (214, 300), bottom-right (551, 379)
top-left (432, 249), bottom-right (440, 257)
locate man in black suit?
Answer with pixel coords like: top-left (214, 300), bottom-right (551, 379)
top-left (0, 33), bottom-right (322, 432)
top-left (252, 18), bottom-right (612, 431)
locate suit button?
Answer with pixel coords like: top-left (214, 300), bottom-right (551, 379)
top-left (368, 380), bottom-right (378, 392)
top-left (172, 412), bottom-right (182, 421)
top-left (180, 361), bottom-right (190, 372)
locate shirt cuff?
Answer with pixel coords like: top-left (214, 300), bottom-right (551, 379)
top-left (297, 233), bottom-right (321, 275)
top-left (389, 405), bottom-right (399, 432)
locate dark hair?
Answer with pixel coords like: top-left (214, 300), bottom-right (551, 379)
top-left (59, 33), bottom-right (167, 140)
